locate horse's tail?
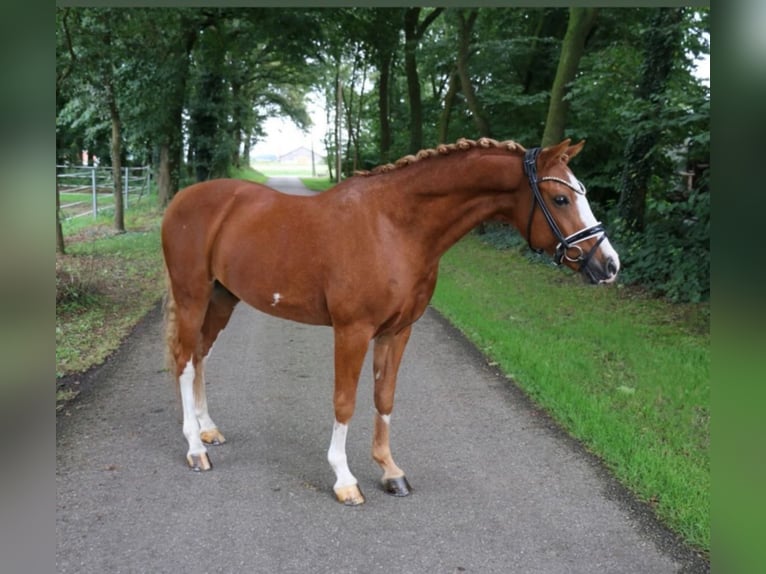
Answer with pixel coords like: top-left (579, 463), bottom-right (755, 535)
top-left (163, 266), bottom-right (181, 378)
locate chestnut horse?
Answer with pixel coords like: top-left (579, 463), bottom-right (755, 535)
top-left (161, 137), bottom-right (619, 505)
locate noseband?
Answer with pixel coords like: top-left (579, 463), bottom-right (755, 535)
top-left (523, 147), bottom-right (607, 271)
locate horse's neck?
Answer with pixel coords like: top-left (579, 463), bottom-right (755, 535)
top-left (375, 152), bottom-right (524, 261)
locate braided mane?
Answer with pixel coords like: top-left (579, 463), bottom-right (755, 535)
top-left (354, 137), bottom-right (526, 177)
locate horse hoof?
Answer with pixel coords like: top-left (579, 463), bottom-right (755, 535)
top-left (334, 484), bottom-right (365, 506)
top-left (187, 453), bottom-right (212, 471)
top-left (200, 428), bottom-right (226, 445)
top-left (383, 476), bottom-right (411, 497)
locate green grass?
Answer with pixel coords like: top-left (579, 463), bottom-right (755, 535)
top-left (228, 165), bottom-right (268, 184)
top-left (56, 197), bottom-right (165, 387)
top-left (300, 176), bottom-right (334, 192)
top-left (431, 234), bottom-right (709, 552)
top-left (59, 192), bottom-right (96, 203)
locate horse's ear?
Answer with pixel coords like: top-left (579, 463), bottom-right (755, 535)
top-left (540, 139), bottom-right (584, 166)
top-left (539, 139), bottom-right (571, 167)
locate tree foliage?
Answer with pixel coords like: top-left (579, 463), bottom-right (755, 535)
top-left (56, 7), bottom-right (709, 302)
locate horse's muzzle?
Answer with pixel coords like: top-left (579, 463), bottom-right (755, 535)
top-left (581, 254), bottom-right (620, 285)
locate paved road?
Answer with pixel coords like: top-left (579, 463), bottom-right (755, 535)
top-left (56, 178), bottom-right (707, 573)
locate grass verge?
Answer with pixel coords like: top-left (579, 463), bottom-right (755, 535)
top-left (431, 234), bottom-right (709, 553)
top-left (56, 197), bottom-right (166, 408)
top-left (300, 177), bottom-right (334, 192)
top-left (228, 165), bottom-right (268, 184)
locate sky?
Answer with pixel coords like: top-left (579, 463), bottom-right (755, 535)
top-left (249, 92), bottom-right (328, 160)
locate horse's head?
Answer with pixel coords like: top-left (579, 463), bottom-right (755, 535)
top-left (521, 139), bottom-right (620, 284)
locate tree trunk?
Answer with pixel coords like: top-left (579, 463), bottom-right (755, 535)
top-left (618, 8), bottom-right (685, 232)
top-left (108, 94), bottom-right (125, 233)
top-left (158, 144), bottom-right (171, 206)
top-left (231, 80), bottom-right (243, 168)
top-left (353, 61), bottom-right (368, 172)
top-left (378, 50), bottom-right (393, 163)
top-left (344, 45), bottom-right (361, 175)
top-left (541, 7), bottom-right (598, 147)
top-left (456, 9), bottom-right (491, 138)
top-left (438, 66), bottom-right (460, 144)
top-left (403, 8), bottom-right (444, 154)
top-left (335, 69), bottom-right (342, 182)
top-left (159, 21), bottom-right (199, 204)
top-left (404, 8), bottom-right (424, 154)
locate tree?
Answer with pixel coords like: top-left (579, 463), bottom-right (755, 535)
top-left (56, 8), bottom-right (76, 254)
top-left (455, 9), bottom-right (491, 138)
top-left (403, 8), bottom-right (444, 153)
top-left (56, 8), bottom-right (130, 232)
top-left (184, 9), bottom-right (320, 182)
top-left (541, 7), bottom-right (598, 146)
top-left (364, 8), bottom-right (403, 163)
top-left (89, 9), bottom-right (127, 232)
top-left (618, 8), bottom-right (686, 231)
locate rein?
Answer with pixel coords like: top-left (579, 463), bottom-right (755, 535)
top-left (523, 147), bottom-right (607, 273)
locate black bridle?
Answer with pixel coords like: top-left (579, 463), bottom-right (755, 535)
top-left (523, 147), bottom-right (607, 274)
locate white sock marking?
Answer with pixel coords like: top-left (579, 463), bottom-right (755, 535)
top-left (195, 355), bottom-right (217, 433)
top-left (327, 420), bottom-right (357, 489)
top-left (179, 360), bottom-right (206, 456)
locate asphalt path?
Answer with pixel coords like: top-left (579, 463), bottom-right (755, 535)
top-left (56, 177), bottom-right (707, 573)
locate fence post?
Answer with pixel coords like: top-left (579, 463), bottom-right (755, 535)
top-left (91, 166), bottom-right (97, 218)
top-left (123, 166), bottom-right (128, 209)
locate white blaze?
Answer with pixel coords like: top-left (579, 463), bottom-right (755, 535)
top-left (569, 172), bottom-right (620, 280)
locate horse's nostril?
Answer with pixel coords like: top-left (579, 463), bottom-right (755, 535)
top-left (606, 258), bottom-right (618, 276)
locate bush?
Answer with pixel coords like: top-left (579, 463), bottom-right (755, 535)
top-left (474, 188), bottom-right (710, 304)
top-left (56, 260), bottom-right (101, 308)
top-left (609, 190), bottom-right (710, 303)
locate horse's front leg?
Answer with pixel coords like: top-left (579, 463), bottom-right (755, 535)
top-left (328, 324), bottom-right (374, 505)
top-left (372, 325), bottom-right (412, 496)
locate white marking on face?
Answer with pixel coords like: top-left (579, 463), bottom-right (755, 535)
top-left (374, 369), bottom-right (382, 381)
top-left (327, 420), bottom-right (357, 489)
top-left (271, 293), bottom-right (281, 307)
top-left (567, 169), bottom-right (620, 279)
top-left (572, 190), bottom-right (599, 228)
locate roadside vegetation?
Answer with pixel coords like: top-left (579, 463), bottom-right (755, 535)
top-left (55, 196), bottom-right (166, 406)
top-left (431, 234), bottom-right (709, 553)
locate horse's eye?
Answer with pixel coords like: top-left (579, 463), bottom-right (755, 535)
top-left (553, 195), bottom-right (569, 206)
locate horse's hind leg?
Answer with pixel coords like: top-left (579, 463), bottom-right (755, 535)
top-left (195, 283), bottom-right (240, 446)
top-left (371, 325), bottom-right (413, 496)
top-left (166, 277), bottom-right (237, 471)
top-left (168, 288), bottom-right (213, 471)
